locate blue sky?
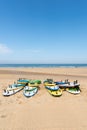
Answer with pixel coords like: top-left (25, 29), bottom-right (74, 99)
top-left (0, 0), bottom-right (87, 63)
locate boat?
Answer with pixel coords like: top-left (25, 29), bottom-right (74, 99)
top-left (29, 80), bottom-right (41, 87)
top-left (3, 84), bottom-right (25, 96)
top-left (23, 86), bottom-right (38, 97)
top-left (29, 83), bottom-right (40, 87)
top-left (66, 86), bottom-right (81, 94)
top-left (47, 89), bottom-right (62, 97)
top-left (44, 82), bottom-right (55, 86)
top-left (45, 85), bottom-right (59, 91)
top-left (55, 80), bottom-right (80, 88)
top-left (43, 79), bottom-right (55, 86)
top-left (29, 80), bottom-right (41, 84)
top-left (54, 81), bottom-right (67, 85)
top-left (59, 82), bottom-right (80, 88)
top-left (17, 78), bottom-right (30, 85)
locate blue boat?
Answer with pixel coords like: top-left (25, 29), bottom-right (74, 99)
top-left (17, 78), bottom-right (30, 85)
top-left (55, 81), bottom-right (66, 85)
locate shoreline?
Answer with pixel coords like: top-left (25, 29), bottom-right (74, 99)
top-left (0, 66), bottom-right (87, 68)
top-left (0, 63), bottom-right (87, 69)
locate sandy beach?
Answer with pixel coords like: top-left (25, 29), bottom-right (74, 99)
top-left (0, 67), bottom-right (87, 130)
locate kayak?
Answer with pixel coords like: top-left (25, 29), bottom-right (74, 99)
top-left (43, 79), bottom-right (54, 83)
top-left (29, 80), bottom-right (41, 87)
top-left (43, 79), bottom-right (55, 86)
top-left (58, 82), bottom-right (80, 88)
top-left (17, 78), bottom-right (30, 85)
top-left (44, 82), bottom-right (55, 86)
top-left (29, 80), bottom-right (41, 84)
top-left (45, 85), bottom-right (59, 91)
top-left (47, 89), bottom-right (62, 97)
top-left (28, 83), bottom-right (40, 87)
top-left (55, 80), bottom-right (80, 88)
top-left (23, 86), bottom-right (38, 97)
top-left (3, 84), bottom-right (24, 96)
top-left (66, 87), bottom-right (81, 94)
top-left (54, 81), bottom-right (67, 85)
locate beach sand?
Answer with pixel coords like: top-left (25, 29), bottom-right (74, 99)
top-left (0, 68), bottom-right (87, 130)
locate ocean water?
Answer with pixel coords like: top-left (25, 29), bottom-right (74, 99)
top-left (0, 64), bottom-right (87, 68)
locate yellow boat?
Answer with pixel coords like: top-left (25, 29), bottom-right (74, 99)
top-left (47, 89), bottom-right (62, 97)
top-left (43, 79), bottom-right (55, 86)
top-left (28, 83), bottom-right (40, 87)
top-left (44, 82), bottom-right (55, 86)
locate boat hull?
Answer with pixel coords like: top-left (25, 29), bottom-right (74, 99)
top-left (47, 89), bottom-right (62, 97)
top-left (3, 84), bottom-right (24, 96)
top-left (23, 86), bottom-right (38, 97)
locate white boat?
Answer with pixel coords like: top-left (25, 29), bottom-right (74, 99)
top-left (58, 82), bottom-right (80, 88)
top-left (3, 84), bottom-right (24, 96)
top-left (23, 86), bottom-right (38, 97)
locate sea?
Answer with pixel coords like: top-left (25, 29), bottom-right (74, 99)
top-left (0, 64), bottom-right (87, 68)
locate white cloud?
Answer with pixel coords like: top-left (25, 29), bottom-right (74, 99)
top-left (0, 44), bottom-right (12, 54)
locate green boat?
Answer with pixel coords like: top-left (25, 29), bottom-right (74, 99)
top-left (29, 80), bottom-right (41, 84)
top-left (66, 86), bottom-right (81, 94)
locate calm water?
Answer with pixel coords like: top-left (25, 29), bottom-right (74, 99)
top-left (0, 64), bottom-right (87, 68)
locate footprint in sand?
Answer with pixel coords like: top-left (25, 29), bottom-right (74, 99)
top-left (1, 114), bottom-right (7, 118)
top-left (18, 100), bottom-right (23, 104)
top-left (17, 95), bottom-right (22, 98)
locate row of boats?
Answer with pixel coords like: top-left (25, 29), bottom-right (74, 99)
top-left (3, 78), bottom-right (81, 97)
